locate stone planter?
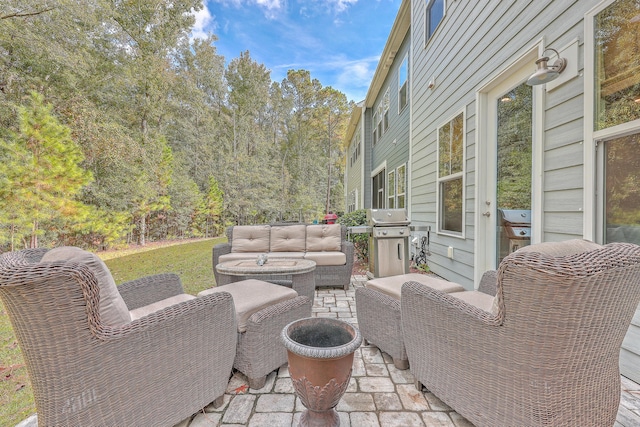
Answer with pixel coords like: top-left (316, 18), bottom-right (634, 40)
top-left (281, 317), bottom-right (362, 427)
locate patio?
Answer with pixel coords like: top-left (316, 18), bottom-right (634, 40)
top-left (15, 274), bottom-right (640, 427)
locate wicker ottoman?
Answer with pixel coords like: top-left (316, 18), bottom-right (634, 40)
top-left (355, 274), bottom-right (464, 369)
top-left (199, 279), bottom-right (312, 388)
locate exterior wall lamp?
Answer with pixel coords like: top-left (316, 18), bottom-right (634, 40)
top-left (526, 48), bottom-right (567, 86)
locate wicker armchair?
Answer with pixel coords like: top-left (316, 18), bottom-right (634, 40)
top-left (0, 248), bottom-right (237, 427)
top-left (401, 240), bottom-right (640, 427)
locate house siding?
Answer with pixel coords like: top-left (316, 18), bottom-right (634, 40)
top-left (370, 36), bottom-right (412, 205)
top-left (345, 128), bottom-right (363, 211)
top-left (410, 0), bottom-right (600, 288)
top-left (345, 0), bottom-right (640, 383)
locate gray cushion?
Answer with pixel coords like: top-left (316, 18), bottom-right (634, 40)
top-left (41, 246), bottom-right (131, 326)
top-left (198, 279), bottom-right (298, 333)
top-left (231, 225), bottom-right (271, 253)
top-left (306, 224), bottom-right (341, 251)
top-left (303, 251), bottom-right (346, 266)
top-left (270, 225), bottom-right (306, 252)
top-left (129, 294), bottom-right (196, 320)
top-left (367, 273), bottom-right (465, 300)
top-left (449, 290), bottom-right (497, 314)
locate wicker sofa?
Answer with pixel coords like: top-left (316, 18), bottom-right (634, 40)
top-left (213, 223), bottom-right (354, 290)
top-left (401, 239), bottom-right (640, 426)
top-left (0, 247), bottom-right (237, 427)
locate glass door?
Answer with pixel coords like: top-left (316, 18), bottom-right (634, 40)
top-left (601, 132), bottom-right (640, 245)
top-left (495, 83), bottom-right (533, 264)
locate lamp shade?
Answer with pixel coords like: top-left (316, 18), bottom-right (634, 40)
top-left (527, 57), bottom-right (558, 85)
top-left (526, 51), bottom-right (566, 86)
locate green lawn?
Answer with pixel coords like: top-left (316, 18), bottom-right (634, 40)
top-left (0, 237), bottom-right (225, 427)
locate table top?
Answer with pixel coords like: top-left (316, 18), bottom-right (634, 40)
top-left (216, 258), bottom-right (316, 276)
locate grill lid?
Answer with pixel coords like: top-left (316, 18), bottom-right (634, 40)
top-left (498, 209), bottom-right (531, 225)
top-left (367, 209), bottom-right (410, 226)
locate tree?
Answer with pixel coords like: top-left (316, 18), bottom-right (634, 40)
top-left (0, 92), bottom-right (93, 248)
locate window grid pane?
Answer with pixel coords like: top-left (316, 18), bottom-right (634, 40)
top-left (605, 132), bottom-right (640, 245)
top-left (594, 1), bottom-right (640, 131)
top-left (438, 112), bottom-right (464, 234)
top-left (427, 0), bottom-right (445, 40)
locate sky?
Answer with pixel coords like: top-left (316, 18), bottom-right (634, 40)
top-left (190, 0), bottom-right (403, 103)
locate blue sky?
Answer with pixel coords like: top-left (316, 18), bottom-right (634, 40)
top-left (191, 0), bottom-right (402, 103)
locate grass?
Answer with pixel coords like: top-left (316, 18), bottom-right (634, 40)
top-left (0, 237), bottom-right (225, 427)
top-left (103, 237), bottom-right (225, 295)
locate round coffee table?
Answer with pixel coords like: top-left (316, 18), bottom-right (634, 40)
top-left (216, 258), bottom-right (316, 301)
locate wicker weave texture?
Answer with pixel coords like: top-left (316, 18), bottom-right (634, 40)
top-left (355, 287), bottom-right (406, 365)
top-left (0, 249), bottom-right (238, 427)
top-left (401, 242), bottom-right (640, 427)
top-left (234, 295), bottom-right (312, 385)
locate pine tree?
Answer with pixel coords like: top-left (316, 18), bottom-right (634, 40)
top-left (0, 92), bottom-right (93, 248)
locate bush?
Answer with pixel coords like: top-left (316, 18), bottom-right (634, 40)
top-left (338, 209), bottom-right (369, 263)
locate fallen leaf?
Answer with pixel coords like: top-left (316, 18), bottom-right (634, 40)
top-left (15, 383), bottom-right (25, 391)
top-left (3, 374), bottom-right (11, 381)
top-left (233, 384), bottom-right (249, 394)
top-left (8, 341), bottom-right (18, 349)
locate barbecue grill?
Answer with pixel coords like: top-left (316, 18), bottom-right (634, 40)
top-left (498, 208), bottom-right (531, 262)
top-left (367, 209), bottom-right (411, 277)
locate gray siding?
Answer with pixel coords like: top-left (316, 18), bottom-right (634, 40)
top-left (622, 307), bottom-right (640, 383)
top-left (409, 0), bottom-right (639, 385)
top-left (363, 112), bottom-right (372, 208)
top-left (370, 35), bottom-right (412, 207)
top-left (409, 0), bottom-right (599, 287)
top-left (345, 130), bottom-right (363, 211)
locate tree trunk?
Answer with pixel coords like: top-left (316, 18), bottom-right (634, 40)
top-left (139, 215), bottom-right (146, 246)
top-left (30, 219), bottom-right (38, 248)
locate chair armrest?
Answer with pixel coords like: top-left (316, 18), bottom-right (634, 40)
top-left (401, 281), bottom-right (503, 327)
top-left (213, 243), bottom-right (232, 285)
top-left (357, 287), bottom-right (400, 312)
top-left (478, 270), bottom-right (498, 296)
top-left (87, 292), bottom-right (237, 415)
top-left (118, 273), bottom-right (184, 310)
top-left (98, 292), bottom-right (237, 340)
top-left (246, 296), bottom-right (312, 330)
top-left (342, 241), bottom-right (354, 265)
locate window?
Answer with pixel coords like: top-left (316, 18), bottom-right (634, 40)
top-left (383, 89), bottom-right (390, 132)
top-left (425, 0), bottom-right (445, 43)
top-left (398, 55), bottom-right (409, 112)
top-left (594, 0), bottom-right (640, 131)
top-left (388, 170), bottom-right (396, 208)
top-left (377, 104), bottom-right (383, 138)
top-left (372, 111), bottom-right (378, 145)
top-left (348, 190), bottom-right (358, 213)
top-left (437, 112), bottom-right (464, 234)
top-left (397, 164), bottom-right (406, 209)
top-left (350, 132), bottom-right (360, 167)
top-left (590, 0), bottom-right (640, 246)
top-left (603, 133), bottom-right (640, 245)
top-left (372, 169), bottom-right (386, 209)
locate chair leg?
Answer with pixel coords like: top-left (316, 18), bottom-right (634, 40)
top-left (414, 379), bottom-right (424, 391)
top-left (393, 357), bottom-right (409, 370)
top-left (249, 375), bottom-right (267, 390)
top-left (211, 395), bottom-right (225, 409)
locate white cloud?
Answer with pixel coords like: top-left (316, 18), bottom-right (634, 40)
top-left (191, 4), bottom-right (213, 39)
top-left (210, 0), bottom-right (284, 19)
top-left (335, 56), bottom-right (379, 101)
top-left (270, 54), bottom-right (378, 101)
top-left (255, 0), bottom-right (283, 10)
top-left (331, 0), bottom-right (358, 13)
top-left (306, 0), bottom-right (358, 15)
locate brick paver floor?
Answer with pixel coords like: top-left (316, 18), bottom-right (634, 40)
top-left (16, 275), bottom-right (640, 427)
